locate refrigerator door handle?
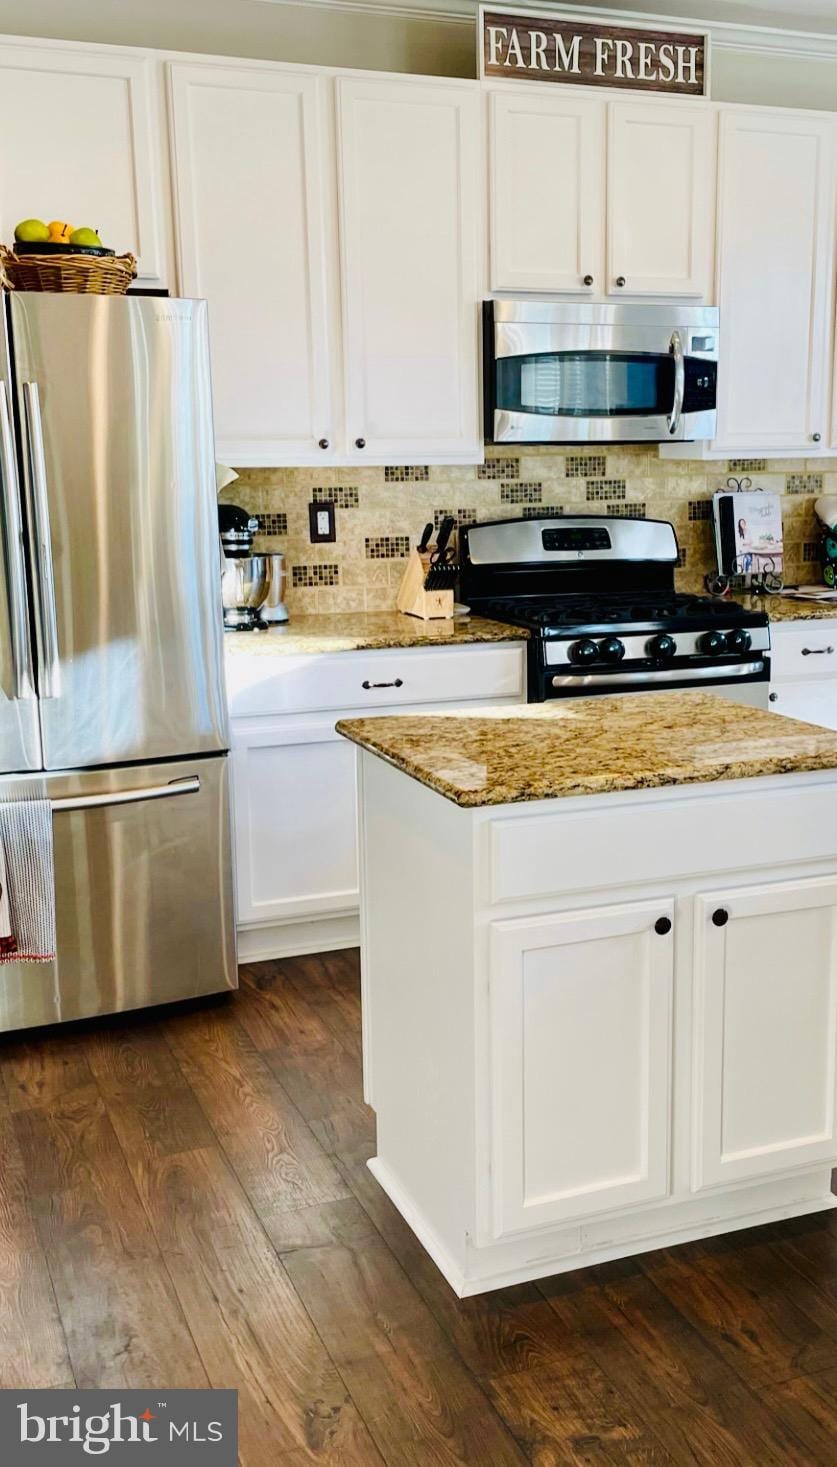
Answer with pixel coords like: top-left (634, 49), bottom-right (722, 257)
top-left (51, 775), bottom-right (201, 813)
top-left (0, 381), bottom-right (35, 699)
top-left (22, 382), bottom-right (61, 699)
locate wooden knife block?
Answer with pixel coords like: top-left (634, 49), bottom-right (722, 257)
top-left (396, 548), bottom-right (455, 621)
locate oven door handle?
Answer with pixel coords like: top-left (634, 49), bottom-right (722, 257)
top-left (668, 331), bottom-right (685, 436)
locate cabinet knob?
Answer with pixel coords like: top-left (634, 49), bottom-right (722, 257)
top-left (712, 908), bottom-right (729, 927)
top-left (615, 276), bottom-right (626, 288)
top-left (318, 437), bottom-right (330, 450)
top-left (813, 433), bottom-right (822, 443)
top-left (654, 916), bottom-right (672, 936)
top-left (583, 274), bottom-right (594, 286)
top-left (769, 691), bottom-right (778, 702)
top-left (355, 437), bottom-right (366, 449)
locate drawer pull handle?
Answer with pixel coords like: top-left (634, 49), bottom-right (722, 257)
top-left (801, 646), bottom-right (834, 656)
top-left (654, 916), bottom-right (672, 936)
top-left (362, 678), bottom-right (403, 690)
top-left (712, 908), bottom-right (729, 927)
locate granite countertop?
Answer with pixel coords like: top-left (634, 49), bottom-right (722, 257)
top-left (223, 612), bottom-right (529, 657)
top-left (732, 593), bottom-right (837, 623)
top-left (337, 690), bottom-right (837, 807)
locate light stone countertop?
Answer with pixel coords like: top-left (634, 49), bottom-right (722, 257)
top-left (731, 593), bottom-right (837, 622)
top-left (223, 611), bottom-right (529, 656)
top-left (337, 690), bottom-right (837, 807)
top-left (222, 602), bottom-right (837, 664)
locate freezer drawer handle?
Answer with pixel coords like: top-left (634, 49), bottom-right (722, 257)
top-left (22, 382), bottom-right (61, 699)
top-left (0, 381), bottom-right (34, 699)
top-left (51, 775), bottom-right (201, 813)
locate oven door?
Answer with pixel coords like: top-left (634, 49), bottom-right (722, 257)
top-left (490, 318), bottom-right (717, 443)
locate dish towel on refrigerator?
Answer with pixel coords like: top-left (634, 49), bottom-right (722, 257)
top-left (0, 800), bottom-right (55, 962)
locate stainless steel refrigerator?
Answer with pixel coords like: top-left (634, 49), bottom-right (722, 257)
top-left (0, 292), bottom-right (236, 1032)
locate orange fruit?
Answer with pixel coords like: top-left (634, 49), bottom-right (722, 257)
top-left (47, 220), bottom-right (73, 244)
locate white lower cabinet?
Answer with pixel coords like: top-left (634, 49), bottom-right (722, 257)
top-left (231, 719), bottom-right (358, 929)
top-left (769, 679), bottom-right (837, 729)
top-left (228, 640), bottom-right (526, 957)
top-left (692, 876), bottom-right (837, 1190)
top-left (360, 759), bottom-right (837, 1294)
top-left (769, 619), bottom-right (837, 729)
top-left (489, 899), bottom-right (673, 1237)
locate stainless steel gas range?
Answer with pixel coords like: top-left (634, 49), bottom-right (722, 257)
top-left (460, 517), bottom-right (770, 706)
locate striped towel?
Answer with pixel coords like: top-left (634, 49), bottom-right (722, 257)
top-left (0, 800), bottom-right (55, 962)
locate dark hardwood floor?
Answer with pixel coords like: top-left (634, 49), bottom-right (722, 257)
top-left (3, 951), bottom-right (837, 1463)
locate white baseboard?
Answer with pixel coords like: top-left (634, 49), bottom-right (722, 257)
top-left (367, 1154), bottom-right (837, 1298)
top-left (237, 913), bottom-right (360, 962)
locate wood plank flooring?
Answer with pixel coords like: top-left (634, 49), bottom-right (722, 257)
top-left (2, 949), bottom-right (837, 1463)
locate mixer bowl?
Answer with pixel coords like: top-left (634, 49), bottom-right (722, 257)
top-left (221, 555), bottom-right (270, 625)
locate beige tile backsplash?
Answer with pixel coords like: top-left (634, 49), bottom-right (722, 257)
top-left (221, 447), bottom-right (835, 614)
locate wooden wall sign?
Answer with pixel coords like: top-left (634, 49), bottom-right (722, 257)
top-left (479, 6), bottom-right (708, 97)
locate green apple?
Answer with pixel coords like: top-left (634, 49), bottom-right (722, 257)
top-left (13, 218), bottom-right (49, 243)
top-left (69, 226), bottom-right (103, 248)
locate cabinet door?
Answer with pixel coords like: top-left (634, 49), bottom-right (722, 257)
top-left (169, 63), bottom-right (336, 466)
top-left (337, 76), bottom-right (481, 464)
top-left (231, 720), bottom-right (358, 926)
top-left (0, 42), bottom-right (168, 286)
top-left (488, 900), bottom-right (673, 1237)
top-left (693, 876), bottom-right (837, 1191)
top-left (489, 89), bottom-right (605, 294)
top-left (769, 679), bottom-right (837, 730)
top-left (607, 101), bottom-right (715, 298)
top-left (714, 109), bottom-right (835, 453)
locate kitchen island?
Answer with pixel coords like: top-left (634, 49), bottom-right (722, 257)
top-left (338, 692), bottom-right (837, 1296)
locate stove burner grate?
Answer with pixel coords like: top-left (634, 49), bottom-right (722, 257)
top-left (479, 592), bottom-right (755, 632)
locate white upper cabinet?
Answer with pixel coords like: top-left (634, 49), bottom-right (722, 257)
top-left (714, 108), bottom-right (835, 454)
top-left (168, 63), bottom-right (337, 466)
top-left (336, 75), bottom-right (482, 464)
top-left (488, 86), bottom-right (715, 301)
top-left (0, 42), bottom-right (169, 287)
top-left (489, 89), bottom-right (604, 294)
top-left (607, 101), bottom-right (715, 298)
top-left (692, 876), bottom-right (837, 1191)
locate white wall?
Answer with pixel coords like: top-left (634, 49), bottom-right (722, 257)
top-left (0, 0), bottom-right (833, 109)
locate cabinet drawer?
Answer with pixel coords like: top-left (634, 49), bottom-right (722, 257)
top-left (769, 622), bottom-right (837, 680)
top-left (226, 642), bottom-right (526, 717)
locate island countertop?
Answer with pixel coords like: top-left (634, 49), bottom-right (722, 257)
top-left (337, 690), bottom-right (837, 806)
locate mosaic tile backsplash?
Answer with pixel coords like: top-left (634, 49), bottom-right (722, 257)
top-left (220, 447), bottom-right (837, 614)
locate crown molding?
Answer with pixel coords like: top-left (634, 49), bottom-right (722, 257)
top-left (253, 0), bottom-right (837, 57)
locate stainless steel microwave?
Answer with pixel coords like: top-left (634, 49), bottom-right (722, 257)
top-left (484, 300), bottom-right (719, 444)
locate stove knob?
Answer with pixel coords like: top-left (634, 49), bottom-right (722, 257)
top-left (599, 636), bottom-right (625, 664)
top-left (726, 628), bottom-right (752, 654)
top-left (700, 630), bottom-right (727, 657)
top-left (647, 633), bottom-right (676, 661)
top-left (569, 638), bottom-right (599, 666)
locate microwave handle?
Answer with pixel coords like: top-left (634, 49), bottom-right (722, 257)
top-left (668, 331), bottom-right (685, 436)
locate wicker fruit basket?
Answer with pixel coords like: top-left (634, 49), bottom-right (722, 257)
top-left (0, 244), bottom-right (137, 294)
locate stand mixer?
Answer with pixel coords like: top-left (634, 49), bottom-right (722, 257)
top-left (218, 504), bottom-right (288, 630)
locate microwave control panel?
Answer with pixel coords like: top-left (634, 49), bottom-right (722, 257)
top-left (683, 357), bottom-right (717, 413)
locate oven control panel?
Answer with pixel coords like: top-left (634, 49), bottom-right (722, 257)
top-left (542, 526), bottom-right (612, 553)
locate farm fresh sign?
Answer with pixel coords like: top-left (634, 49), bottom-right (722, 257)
top-left (480, 7), bottom-right (708, 97)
